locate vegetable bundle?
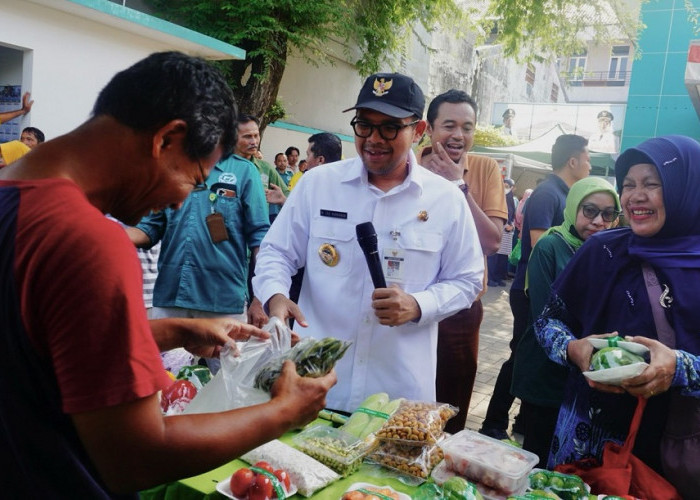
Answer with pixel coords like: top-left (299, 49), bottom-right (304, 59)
top-left (254, 337), bottom-right (351, 393)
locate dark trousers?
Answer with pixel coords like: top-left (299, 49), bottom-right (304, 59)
top-left (487, 254), bottom-right (508, 282)
top-left (436, 300), bottom-right (483, 434)
top-left (481, 288), bottom-right (529, 431)
top-left (521, 400), bottom-right (559, 468)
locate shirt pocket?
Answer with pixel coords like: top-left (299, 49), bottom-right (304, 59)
top-left (307, 218), bottom-right (357, 277)
top-left (397, 228), bottom-right (444, 284)
top-left (214, 196), bottom-right (243, 234)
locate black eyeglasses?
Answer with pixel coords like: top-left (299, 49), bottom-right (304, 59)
top-left (193, 161), bottom-right (208, 192)
top-left (580, 203), bottom-right (620, 223)
top-left (350, 118), bottom-right (419, 141)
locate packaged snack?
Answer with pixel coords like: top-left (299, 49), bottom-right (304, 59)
top-left (438, 430), bottom-right (538, 495)
top-left (374, 400), bottom-right (457, 445)
top-left (241, 439), bottom-right (340, 497)
top-left (292, 425), bottom-right (373, 477)
top-left (368, 439), bottom-right (444, 480)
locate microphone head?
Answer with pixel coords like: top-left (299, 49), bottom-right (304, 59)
top-left (356, 222), bottom-right (378, 252)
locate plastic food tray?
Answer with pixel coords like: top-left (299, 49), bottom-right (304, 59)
top-left (438, 429), bottom-right (538, 495)
top-left (293, 424), bottom-right (374, 477)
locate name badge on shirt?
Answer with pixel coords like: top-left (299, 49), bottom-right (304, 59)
top-left (382, 247), bottom-right (405, 282)
top-left (320, 209), bottom-right (348, 219)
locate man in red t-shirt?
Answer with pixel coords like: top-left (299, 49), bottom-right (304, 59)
top-left (0, 52), bottom-right (335, 498)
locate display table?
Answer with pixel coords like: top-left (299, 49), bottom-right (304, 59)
top-left (139, 420), bottom-right (419, 500)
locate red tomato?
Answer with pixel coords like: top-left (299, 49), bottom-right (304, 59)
top-left (273, 469), bottom-right (290, 492)
top-left (248, 474), bottom-right (273, 500)
top-left (254, 461), bottom-right (275, 474)
top-left (229, 468), bottom-right (255, 497)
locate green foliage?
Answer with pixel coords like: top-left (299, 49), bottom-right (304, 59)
top-left (146, 0), bottom-right (473, 79)
top-left (487, 0), bottom-right (643, 63)
top-left (144, 0), bottom-right (643, 123)
top-left (474, 125), bottom-right (522, 147)
top-left (265, 99), bottom-right (286, 124)
top-left (345, 0), bottom-right (475, 75)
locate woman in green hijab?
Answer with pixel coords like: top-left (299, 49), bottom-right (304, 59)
top-left (511, 176), bottom-right (621, 466)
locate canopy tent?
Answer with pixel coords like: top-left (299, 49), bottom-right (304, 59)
top-left (472, 124), bottom-right (617, 176)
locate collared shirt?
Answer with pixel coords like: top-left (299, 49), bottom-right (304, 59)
top-left (512, 173), bottom-right (569, 291)
top-left (138, 154), bottom-right (270, 314)
top-left (253, 151), bottom-right (484, 412)
top-left (419, 146), bottom-right (507, 295)
top-left (250, 157), bottom-right (290, 220)
top-left (277, 167), bottom-right (294, 187)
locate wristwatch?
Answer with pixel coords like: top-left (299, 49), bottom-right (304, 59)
top-left (452, 178), bottom-right (469, 196)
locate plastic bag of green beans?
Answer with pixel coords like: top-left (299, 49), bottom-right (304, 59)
top-left (254, 335), bottom-right (351, 393)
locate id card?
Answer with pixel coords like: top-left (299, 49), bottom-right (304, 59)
top-left (205, 212), bottom-right (229, 243)
top-left (382, 247), bottom-right (405, 282)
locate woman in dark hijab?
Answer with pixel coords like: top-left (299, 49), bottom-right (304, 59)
top-left (534, 135), bottom-right (700, 497)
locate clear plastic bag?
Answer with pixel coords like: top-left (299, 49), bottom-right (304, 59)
top-left (374, 400), bottom-right (457, 445)
top-left (183, 317), bottom-right (291, 414)
top-left (241, 439), bottom-right (340, 497)
top-left (253, 336), bottom-right (351, 393)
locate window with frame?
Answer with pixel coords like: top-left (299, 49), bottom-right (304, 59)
top-left (567, 51), bottom-right (587, 79)
top-left (608, 45), bottom-right (630, 80)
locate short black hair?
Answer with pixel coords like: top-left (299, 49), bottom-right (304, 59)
top-left (93, 52), bottom-right (237, 160)
top-left (426, 89), bottom-right (478, 127)
top-left (274, 152), bottom-right (286, 162)
top-left (551, 134), bottom-right (588, 170)
top-left (22, 127), bottom-right (45, 143)
top-left (285, 146), bottom-right (299, 156)
top-left (238, 113), bottom-right (260, 127)
top-left (308, 132), bottom-right (342, 164)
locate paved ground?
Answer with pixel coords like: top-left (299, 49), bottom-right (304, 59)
top-left (464, 280), bottom-right (522, 439)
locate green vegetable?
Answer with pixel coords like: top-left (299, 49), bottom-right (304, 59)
top-left (413, 482), bottom-right (445, 499)
top-left (442, 476), bottom-right (483, 500)
top-left (254, 337), bottom-right (351, 392)
top-left (340, 392), bottom-right (402, 439)
top-left (590, 346), bottom-right (644, 371)
top-left (175, 365), bottom-right (212, 390)
top-left (529, 471), bottom-right (549, 489)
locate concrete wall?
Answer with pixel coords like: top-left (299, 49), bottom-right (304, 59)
top-left (0, 0), bottom-right (242, 141)
top-left (262, 30), bottom-right (434, 161)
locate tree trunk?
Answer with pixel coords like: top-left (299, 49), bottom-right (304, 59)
top-left (225, 33), bottom-right (288, 135)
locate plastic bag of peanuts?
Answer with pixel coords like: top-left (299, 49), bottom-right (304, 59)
top-left (367, 439), bottom-right (445, 481)
top-left (374, 400), bottom-right (457, 446)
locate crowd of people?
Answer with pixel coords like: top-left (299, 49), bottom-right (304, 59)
top-left (0, 51), bottom-right (698, 499)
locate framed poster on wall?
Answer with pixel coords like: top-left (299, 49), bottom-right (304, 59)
top-left (0, 85), bottom-right (22, 143)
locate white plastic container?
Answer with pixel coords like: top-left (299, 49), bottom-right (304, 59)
top-left (438, 429), bottom-right (538, 495)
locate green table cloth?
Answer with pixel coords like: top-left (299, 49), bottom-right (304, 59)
top-left (139, 420), bottom-right (419, 500)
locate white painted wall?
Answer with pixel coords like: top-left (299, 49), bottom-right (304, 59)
top-left (0, 0), bottom-right (234, 141)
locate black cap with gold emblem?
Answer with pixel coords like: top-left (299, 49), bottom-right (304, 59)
top-left (343, 73), bottom-right (425, 119)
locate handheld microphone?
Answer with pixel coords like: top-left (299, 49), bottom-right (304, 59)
top-left (356, 221), bottom-right (387, 289)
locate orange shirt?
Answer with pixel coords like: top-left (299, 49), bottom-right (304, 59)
top-left (419, 147), bottom-right (507, 295)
